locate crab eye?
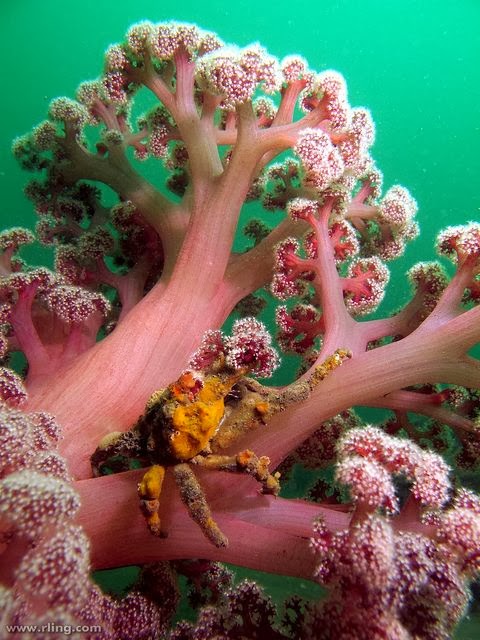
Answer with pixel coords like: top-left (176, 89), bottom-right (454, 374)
top-left (225, 383), bottom-right (242, 404)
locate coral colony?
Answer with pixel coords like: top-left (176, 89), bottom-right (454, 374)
top-left (0, 19), bottom-right (480, 639)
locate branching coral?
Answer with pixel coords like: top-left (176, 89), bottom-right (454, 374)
top-left (1, 19), bottom-right (480, 639)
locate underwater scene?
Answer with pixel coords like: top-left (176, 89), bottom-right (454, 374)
top-left (0, 0), bottom-right (479, 637)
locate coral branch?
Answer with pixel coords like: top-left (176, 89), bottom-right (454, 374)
top-left (75, 469), bottom-right (344, 576)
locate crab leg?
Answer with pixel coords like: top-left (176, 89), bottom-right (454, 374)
top-left (193, 449), bottom-right (280, 495)
top-left (173, 463), bottom-right (228, 548)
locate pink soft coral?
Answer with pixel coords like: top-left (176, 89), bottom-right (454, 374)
top-left (1, 20), bottom-right (480, 638)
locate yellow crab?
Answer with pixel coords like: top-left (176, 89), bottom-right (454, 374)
top-left (91, 349), bottom-right (350, 547)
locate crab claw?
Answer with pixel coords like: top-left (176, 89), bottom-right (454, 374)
top-left (138, 464), bottom-right (167, 537)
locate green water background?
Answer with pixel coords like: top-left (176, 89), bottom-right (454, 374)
top-left (1, 0), bottom-right (479, 637)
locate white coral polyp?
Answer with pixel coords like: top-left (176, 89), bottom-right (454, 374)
top-left (295, 128), bottom-right (345, 192)
top-left (196, 45), bottom-right (281, 110)
top-left (0, 470), bottom-right (80, 535)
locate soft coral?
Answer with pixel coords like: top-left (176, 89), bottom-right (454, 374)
top-left (1, 19), bottom-right (480, 638)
